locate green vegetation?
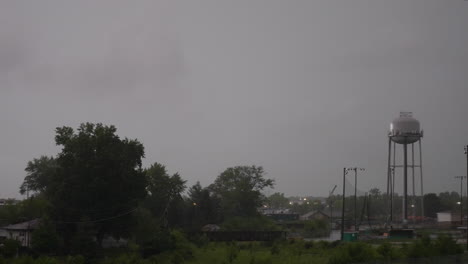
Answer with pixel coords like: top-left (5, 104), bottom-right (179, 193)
top-left (303, 219), bottom-right (330, 238)
top-left (1, 234), bottom-right (466, 264)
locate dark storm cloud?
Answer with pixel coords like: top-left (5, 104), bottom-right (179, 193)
top-left (1, 0), bottom-right (467, 199)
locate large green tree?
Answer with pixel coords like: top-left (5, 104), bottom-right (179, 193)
top-left (186, 182), bottom-right (221, 230)
top-left (209, 165), bottom-right (274, 218)
top-left (424, 193), bottom-right (442, 218)
top-left (267, 192), bottom-right (289, 209)
top-left (27, 123), bottom-right (147, 249)
top-left (20, 156), bottom-right (57, 195)
top-left (143, 163), bottom-right (186, 228)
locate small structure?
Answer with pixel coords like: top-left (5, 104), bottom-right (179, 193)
top-left (201, 224), bottom-right (221, 232)
top-left (300, 209), bottom-right (342, 221)
top-left (266, 213), bottom-right (299, 222)
top-left (300, 210), bottom-right (329, 221)
top-left (437, 211), bottom-right (453, 223)
top-left (0, 219), bottom-right (40, 247)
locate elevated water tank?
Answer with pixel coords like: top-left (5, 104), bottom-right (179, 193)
top-left (389, 112), bottom-right (422, 144)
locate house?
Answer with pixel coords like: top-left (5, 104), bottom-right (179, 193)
top-left (265, 213), bottom-right (300, 222)
top-left (0, 219), bottom-right (40, 247)
top-left (259, 208), bottom-right (291, 215)
top-left (436, 211), bottom-right (463, 224)
top-left (300, 209), bottom-right (342, 221)
top-left (0, 199), bottom-right (20, 207)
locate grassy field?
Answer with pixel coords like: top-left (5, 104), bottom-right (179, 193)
top-left (0, 233), bottom-right (466, 264)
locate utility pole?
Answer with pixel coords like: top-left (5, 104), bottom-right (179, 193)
top-left (341, 168), bottom-right (346, 241)
top-left (455, 176), bottom-right (466, 225)
top-left (348, 167), bottom-right (365, 231)
top-left (329, 185), bottom-right (337, 233)
top-left (464, 145), bottom-right (468, 251)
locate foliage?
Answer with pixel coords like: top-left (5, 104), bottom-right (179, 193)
top-left (303, 219), bottom-right (330, 238)
top-left (143, 162), bottom-right (186, 228)
top-left (328, 242), bottom-right (379, 264)
top-left (187, 182), bottom-right (221, 230)
top-left (210, 166), bottom-right (274, 218)
top-left (22, 123), bottom-right (147, 253)
top-left (31, 218), bottom-right (60, 255)
top-left (20, 156), bottom-right (57, 195)
top-left (424, 193), bottom-right (443, 218)
top-left (0, 196), bottom-right (48, 227)
top-left (221, 216), bottom-right (280, 231)
top-left (0, 239), bottom-right (21, 258)
top-left (266, 193), bottom-right (289, 209)
top-left (132, 207), bottom-right (160, 245)
top-left (376, 241), bottom-right (400, 260)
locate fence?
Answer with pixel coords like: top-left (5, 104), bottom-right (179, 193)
top-left (192, 231), bottom-right (286, 241)
top-left (359, 254), bottom-right (468, 264)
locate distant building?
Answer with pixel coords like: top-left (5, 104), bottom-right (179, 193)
top-left (437, 211), bottom-right (462, 223)
top-left (300, 209), bottom-right (342, 221)
top-left (0, 199), bottom-right (20, 207)
top-left (0, 219), bottom-right (40, 247)
top-left (259, 208), bottom-right (291, 215)
top-left (264, 211), bottom-right (300, 222)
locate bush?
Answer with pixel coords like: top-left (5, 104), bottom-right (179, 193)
top-left (221, 216), bottom-right (280, 231)
top-left (0, 239), bottom-right (21, 258)
top-left (328, 242), bottom-right (379, 264)
top-left (377, 241), bottom-right (400, 260)
top-left (304, 219), bottom-right (330, 238)
top-left (433, 234), bottom-right (463, 256)
top-left (31, 218), bottom-right (60, 255)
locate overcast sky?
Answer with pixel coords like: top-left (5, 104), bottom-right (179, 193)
top-left (1, 0), bottom-right (467, 199)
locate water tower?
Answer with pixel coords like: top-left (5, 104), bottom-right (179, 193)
top-left (386, 112), bottom-right (424, 226)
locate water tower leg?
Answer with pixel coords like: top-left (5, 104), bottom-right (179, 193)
top-left (392, 142), bottom-right (396, 223)
top-left (419, 140), bottom-right (424, 220)
top-left (386, 137), bottom-right (392, 225)
top-left (403, 142), bottom-right (408, 227)
top-left (412, 143), bottom-right (415, 225)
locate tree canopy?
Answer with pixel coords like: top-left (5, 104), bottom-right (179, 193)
top-left (210, 165), bottom-right (274, 218)
top-left (21, 123), bottom-right (148, 249)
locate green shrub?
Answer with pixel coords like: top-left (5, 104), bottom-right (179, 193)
top-left (377, 241), bottom-right (400, 260)
top-left (328, 242), bottom-right (379, 264)
top-left (303, 241), bottom-right (314, 249)
top-left (270, 243), bottom-right (280, 255)
top-left (304, 219), bottom-right (330, 238)
top-left (64, 255), bottom-right (85, 264)
top-left (0, 238), bottom-right (21, 258)
top-left (35, 256), bottom-right (60, 264)
top-left (433, 234), bottom-right (463, 256)
top-left (31, 218), bottom-right (60, 255)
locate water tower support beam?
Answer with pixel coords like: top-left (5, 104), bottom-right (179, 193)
top-left (412, 143), bottom-right (415, 224)
top-left (403, 141), bottom-right (408, 225)
top-left (419, 140), bottom-right (424, 219)
top-left (386, 137), bottom-right (392, 224)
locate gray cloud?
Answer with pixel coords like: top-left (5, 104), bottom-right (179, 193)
top-left (0, 0), bottom-right (467, 199)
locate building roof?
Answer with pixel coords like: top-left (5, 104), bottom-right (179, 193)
top-left (1, 219), bottom-right (40, 231)
top-left (301, 209), bottom-right (342, 219)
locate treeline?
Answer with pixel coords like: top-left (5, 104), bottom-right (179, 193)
top-left (1, 123), bottom-right (277, 258)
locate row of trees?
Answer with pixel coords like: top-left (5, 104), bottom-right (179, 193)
top-left (12, 123), bottom-right (275, 256)
top-left (266, 188), bottom-right (465, 222)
